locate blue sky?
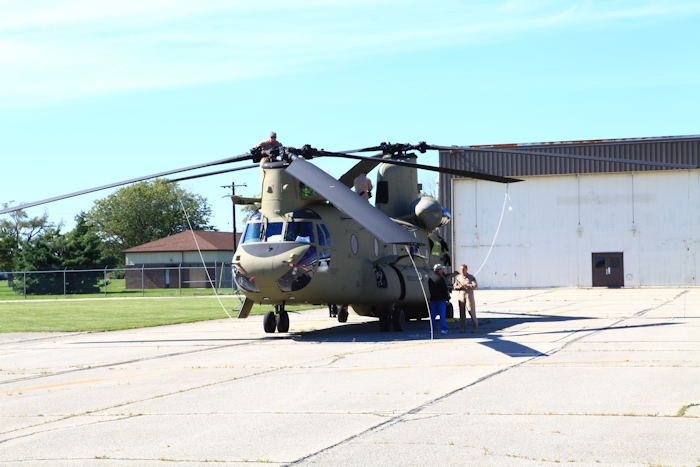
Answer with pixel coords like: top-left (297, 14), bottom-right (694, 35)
top-left (1, 0), bottom-right (699, 233)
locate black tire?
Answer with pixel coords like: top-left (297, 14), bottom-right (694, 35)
top-left (392, 308), bottom-right (405, 332)
top-left (338, 306), bottom-right (349, 323)
top-left (379, 309), bottom-right (391, 332)
top-left (263, 311), bottom-right (276, 333)
top-left (276, 310), bottom-right (290, 333)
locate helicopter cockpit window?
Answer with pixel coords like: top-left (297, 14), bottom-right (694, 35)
top-left (265, 222), bottom-right (284, 242)
top-left (241, 222), bottom-right (262, 244)
top-left (241, 212), bottom-right (264, 244)
top-left (285, 221), bottom-right (315, 243)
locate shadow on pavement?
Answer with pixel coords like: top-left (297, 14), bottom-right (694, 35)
top-left (292, 312), bottom-right (679, 358)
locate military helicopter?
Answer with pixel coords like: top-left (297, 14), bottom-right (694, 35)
top-left (0, 141), bottom-right (520, 333)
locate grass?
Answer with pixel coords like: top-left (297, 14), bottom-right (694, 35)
top-left (0, 279), bottom-right (236, 300)
top-left (0, 280), bottom-right (316, 332)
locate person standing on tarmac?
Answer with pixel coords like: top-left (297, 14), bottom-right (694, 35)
top-left (454, 263), bottom-right (478, 333)
top-left (428, 264), bottom-right (450, 334)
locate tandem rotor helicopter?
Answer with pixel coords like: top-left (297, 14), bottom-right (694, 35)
top-left (12, 135), bottom-right (686, 334)
top-left (1, 138), bottom-right (521, 334)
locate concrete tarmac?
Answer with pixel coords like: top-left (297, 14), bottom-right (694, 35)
top-left (1, 288), bottom-right (699, 466)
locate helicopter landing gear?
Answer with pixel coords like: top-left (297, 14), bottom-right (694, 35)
top-left (392, 307), bottom-right (405, 332)
top-left (263, 311), bottom-right (276, 333)
top-left (329, 304), bottom-right (338, 318)
top-left (337, 305), bottom-right (349, 323)
top-left (379, 305), bottom-right (405, 332)
top-left (263, 304), bottom-right (290, 333)
top-left (276, 309), bottom-right (290, 333)
top-left (379, 309), bottom-right (391, 332)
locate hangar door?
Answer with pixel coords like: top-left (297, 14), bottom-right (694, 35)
top-left (592, 253), bottom-right (624, 287)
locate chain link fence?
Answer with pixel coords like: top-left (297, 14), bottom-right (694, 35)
top-left (0, 262), bottom-right (237, 299)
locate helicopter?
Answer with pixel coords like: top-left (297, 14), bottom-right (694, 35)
top-left (164, 142), bottom-right (521, 334)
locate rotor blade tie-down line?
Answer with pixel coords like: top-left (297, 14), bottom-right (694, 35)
top-left (406, 246), bottom-right (434, 340)
top-left (178, 196), bottom-right (234, 321)
top-left (473, 186), bottom-right (511, 278)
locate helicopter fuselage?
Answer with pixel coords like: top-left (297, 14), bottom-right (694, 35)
top-left (232, 162), bottom-right (441, 320)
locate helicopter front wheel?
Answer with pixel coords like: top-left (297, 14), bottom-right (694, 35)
top-left (263, 311), bottom-right (276, 333)
top-left (276, 309), bottom-right (290, 333)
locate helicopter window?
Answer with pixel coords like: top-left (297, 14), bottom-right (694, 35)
top-left (285, 221), bottom-right (315, 243)
top-left (350, 234), bottom-right (359, 255)
top-left (320, 224), bottom-right (331, 247)
top-left (373, 238), bottom-right (379, 257)
top-left (291, 209), bottom-right (321, 220)
top-left (265, 222), bottom-right (284, 242)
top-left (249, 211), bottom-right (263, 222)
top-left (241, 222), bottom-right (263, 244)
top-left (317, 225), bottom-right (326, 247)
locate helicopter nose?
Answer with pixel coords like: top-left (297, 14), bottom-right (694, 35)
top-left (235, 242), bottom-right (311, 294)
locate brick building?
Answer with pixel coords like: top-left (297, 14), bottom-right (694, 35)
top-left (123, 231), bottom-right (240, 289)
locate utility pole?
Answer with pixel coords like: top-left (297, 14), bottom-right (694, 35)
top-left (222, 182), bottom-right (247, 251)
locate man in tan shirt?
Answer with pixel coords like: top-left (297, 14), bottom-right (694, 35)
top-left (454, 263), bottom-right (478, 333)
top-left (353, 171), bottom-right (373, 201)
top-left (257, 131), bottom-right (283, 180)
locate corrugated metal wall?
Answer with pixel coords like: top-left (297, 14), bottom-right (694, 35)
top-left (438, 135), bottom-right (700, 267)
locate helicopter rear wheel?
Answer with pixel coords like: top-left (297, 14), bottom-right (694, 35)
top-left (263, 311), bottom-right (276, 333)
top-left (329, 304), bottom-right (338, 318)
top-left (276, 310), bottom-right (290, 333)
top-left (337, 305), bottom-right (349, 323)
top-left (379, 308), bottom-right (391, 332)
top-left (391, 307), bottom-right (405, 332)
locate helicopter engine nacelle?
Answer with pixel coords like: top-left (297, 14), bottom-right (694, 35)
top-left (412, 197), bottom-right (451, 230)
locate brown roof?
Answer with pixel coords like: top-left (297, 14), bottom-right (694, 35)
top-left (122, 231), bottom-right (239, 253)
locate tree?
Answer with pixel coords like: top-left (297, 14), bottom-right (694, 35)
top-left (11, 214), bottom-right (105, 295)
top-left (85, 180), bottom-right (214, 265)
top-left (419, 175), bottom-right (439, 199)
top-left (240, 195), bottom-right (262, 224)
top-left (0, 202), bottom-right (56, 271)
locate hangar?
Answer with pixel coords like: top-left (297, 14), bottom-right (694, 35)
top-left (438, 135), bottom-right (700, 288)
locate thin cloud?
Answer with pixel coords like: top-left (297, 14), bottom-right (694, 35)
top-left (1, 0), bottom-right (698, 108)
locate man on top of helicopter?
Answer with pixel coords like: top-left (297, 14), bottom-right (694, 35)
top-left (256, 131), bottom-right (283, 151)
top-left (257, 131), bottom-right (283, 179)
top-left (353, 171), bottom-right (373, 201)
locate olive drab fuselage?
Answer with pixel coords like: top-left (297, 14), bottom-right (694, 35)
top-left (232, 158), bottom-right (450, 320)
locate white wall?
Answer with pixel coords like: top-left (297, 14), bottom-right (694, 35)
top-left (124, 250), bottom-right (233, 266)
top-left (452, 170), bottom-right (700, 288)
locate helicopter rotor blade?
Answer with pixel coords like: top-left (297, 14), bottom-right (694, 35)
top-left (0, 153), bottom-right (253, 215)
top-left (316, 150), bottom-right (521, 184)
top-left (338, 141), bottom-right (698, 170)
top-left (165, 164), bottom-right (258, 184)
top-left (285, 157), bottom-right (423, 245)
top-left (338, 156), bottom-right (385, 187)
